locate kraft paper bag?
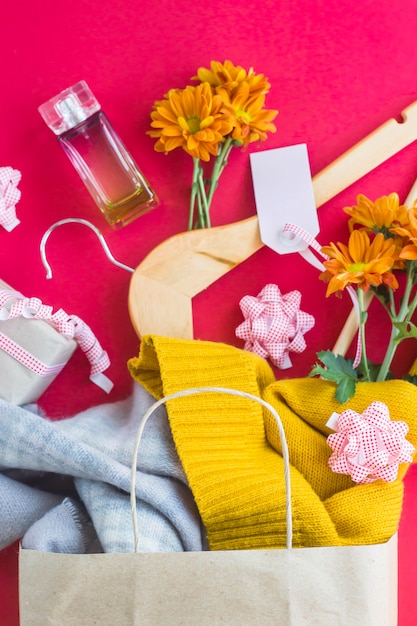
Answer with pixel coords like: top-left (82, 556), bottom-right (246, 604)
top-left (18, 388), bottom-right (399, 626)
top-left (19, 536), bottom-right (397, 626)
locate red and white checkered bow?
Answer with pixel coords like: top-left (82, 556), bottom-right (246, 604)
top-left (235, 283), bottom-right (315, 369)
top-left (327, 401), bottom-right (415, 484)
top-left (0, 167), bottom-right (21, 232)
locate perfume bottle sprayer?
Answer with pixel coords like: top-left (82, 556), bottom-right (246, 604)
top-left (38, 80), bottom-right (158, 228)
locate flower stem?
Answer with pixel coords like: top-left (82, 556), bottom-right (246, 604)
top-left (406, 291), bottom-right (417, 321)
top-left (376, 261), bottom-right (415, 381)
top-left (188, 158), bottom-right (200, 231)
top-left (188, 137), bottom-right (235, 229)
top-left (388, 287), bottom-right (397, 317)
top-left (376, 325), bottom-right (399, 382)
top-left (206, 137), bottom-right (234, 209)
top-left (398, 261), bottom-right (416, 319)
top-left (189, 158), bottom-right (212, 229)
top-left (197, 166), bottom-right (211, 228)
top-left (358, 288), bottom-right (371, 380)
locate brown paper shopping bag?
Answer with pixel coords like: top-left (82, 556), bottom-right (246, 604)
top-left (19, 388), bottom-right (398, 626)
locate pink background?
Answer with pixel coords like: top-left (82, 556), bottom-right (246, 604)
top-left (1, 1), bottom-right (417, 623)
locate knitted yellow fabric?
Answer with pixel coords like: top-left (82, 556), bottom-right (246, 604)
top-left (128, 335), bottom-right (417, 551)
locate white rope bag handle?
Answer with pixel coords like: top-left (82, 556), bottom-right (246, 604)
top-left (130, 386), bottom-right (292, 552)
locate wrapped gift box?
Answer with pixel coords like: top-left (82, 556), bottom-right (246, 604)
top-left (0, 280), bottom-right (77, 405)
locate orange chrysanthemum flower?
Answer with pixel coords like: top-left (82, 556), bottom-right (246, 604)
top-left (343, 193), bottom-right (409, 234)
top-left (391, 205), bottom-right (417, 260)
top-left (343, 193), bottom-right (409, 270)
top-left (194, 60), bottom-right (271, 98)
top-left (217, 82), bottom-right (278, 146)
top-left (148, 61), bottom-right (278, 229)
top-left (148, 83), bottom-right (233, 161)
top-left (320, 230), bottom-right (398, 296)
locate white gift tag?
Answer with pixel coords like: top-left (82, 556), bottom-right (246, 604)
top-left (250, 144), bottom-right (319, 255)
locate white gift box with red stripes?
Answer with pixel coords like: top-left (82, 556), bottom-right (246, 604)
top-left (0, 280), bottom-right (113, 405)
top-left (0, 282), bottom-right (76, 405)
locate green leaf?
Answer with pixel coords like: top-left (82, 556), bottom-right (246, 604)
top-left (392, 321), bottom-right (417, 342)
top-left (335, 377), bottom-right (357, 403)
top-left (314, 350), bottom-right (357, 376)
top-left (309, 350), bottom-right (359, 403)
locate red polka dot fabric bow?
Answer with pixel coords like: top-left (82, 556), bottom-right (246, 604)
top-left (326, 401), bottom-right (415, 484)
top-left (235, 283), bottom-right (315, 369)
top-left (0, 167), bottom-right (21, 232)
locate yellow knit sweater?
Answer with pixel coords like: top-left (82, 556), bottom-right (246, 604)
top-left (128, 335), bottom-right (417, 551)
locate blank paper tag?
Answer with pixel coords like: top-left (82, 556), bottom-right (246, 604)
top-left (250, 143), bottom-right (319, 255)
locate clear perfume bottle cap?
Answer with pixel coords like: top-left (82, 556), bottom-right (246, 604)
top-left (38, 80), bottom-right (101, 135)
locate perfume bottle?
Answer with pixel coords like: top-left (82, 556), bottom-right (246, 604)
top-left (38, 80), bottom-right (158, 228)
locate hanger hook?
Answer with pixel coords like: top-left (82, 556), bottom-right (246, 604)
top-left (40, 218), bottom-right (135, 279)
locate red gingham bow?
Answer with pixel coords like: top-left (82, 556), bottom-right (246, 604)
top-left (0, 167), bottom-right (21, 232)
top-left (281, 222), bottom-right (362, 369)
top-left (327, 401), bottom-right (415, 484)
top-left (235, 283), bottom-right (315, 369)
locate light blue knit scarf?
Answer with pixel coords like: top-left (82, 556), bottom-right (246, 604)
top-left (0, 383), bottom-right (206, 554)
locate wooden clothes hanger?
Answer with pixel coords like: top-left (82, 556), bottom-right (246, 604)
top-left (128, 100), bottom-right (417, 353)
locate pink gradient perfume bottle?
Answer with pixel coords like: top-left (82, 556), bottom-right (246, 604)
top-left (38, 80), bottom-right (158, 228)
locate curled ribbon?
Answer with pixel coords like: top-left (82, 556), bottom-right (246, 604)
top-left (0, 289), bottom-right (113, 393)
top-left (235, 283), bottom-right (315, 369)
top-left (281, 222), bottom-right (362, 369)
top-left (326, 401), bottom-right (415, 484)
top-left (0, 167), bottom-right (21, 232)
